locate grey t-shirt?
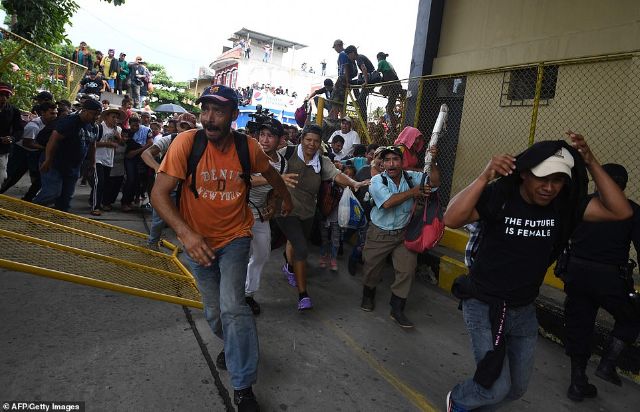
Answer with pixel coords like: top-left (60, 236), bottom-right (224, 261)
top-left (248, 152), bottom-right (287, 220)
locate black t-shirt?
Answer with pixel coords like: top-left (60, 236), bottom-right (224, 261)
top-left (471, 183), bottom-right (561, 306)
top-left (355, 165), bottom-right (373, 218)
top-left (81, 77), bottom-right (102, 94)
top-left (571, 196), bottom-right (640, 265)
top-left (356, 55), bottom-right (375, 74)
top-left (0, 103), bottom-right (24, 154)
top-left (53, 113), bottom-right (98, 174)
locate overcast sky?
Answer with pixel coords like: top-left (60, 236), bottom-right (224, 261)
top-left (34, 0), bottom-right (420, 82)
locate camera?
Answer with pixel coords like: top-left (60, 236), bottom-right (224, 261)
top-left (246, 104), bottom-right (275, 134)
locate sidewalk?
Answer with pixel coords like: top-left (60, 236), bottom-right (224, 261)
top-left (2, 178), bottom-right (640, 411)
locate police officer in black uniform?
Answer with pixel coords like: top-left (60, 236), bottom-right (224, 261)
top-left (563, 163), bottom-right (640, 401)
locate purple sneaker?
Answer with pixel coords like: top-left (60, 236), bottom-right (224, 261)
top-left (282, 263), bottom-right (297, 287)
top-left (297, 297), bottom-right (313, 311)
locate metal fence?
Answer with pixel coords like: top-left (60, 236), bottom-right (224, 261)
top-left (345, 52), bottom-right (640, 208)
top-left (0, 28), bottom-right (87, 108)
top-left (0, 195), bottom-right (203, 308)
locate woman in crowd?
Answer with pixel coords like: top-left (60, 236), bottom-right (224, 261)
top-left (275, 124), bottom-right (368, 311)
top-left (394, 126), bottom-right (426, 171)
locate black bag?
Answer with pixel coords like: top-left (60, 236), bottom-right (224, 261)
top-left (35, 125), bottom-right (54, 147)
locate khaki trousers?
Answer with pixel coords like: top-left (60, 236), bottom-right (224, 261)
top-left (362, 224), bottom-right (417, 299)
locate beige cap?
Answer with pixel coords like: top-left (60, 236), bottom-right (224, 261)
top-left (530, 147), bottom-right (574, 178)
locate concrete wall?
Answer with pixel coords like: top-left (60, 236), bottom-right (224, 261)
top-left (433, 0), bottom-right (640, 74)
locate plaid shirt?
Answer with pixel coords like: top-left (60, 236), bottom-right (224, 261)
top-left (464, 222), bottom-right (482, 268)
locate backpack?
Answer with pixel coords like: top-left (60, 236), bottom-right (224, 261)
top-left (176, 129), bottom-right (252, 206)
top-left (250, 153), bottom-right (287, 222)
top-left (374, 171), bottom-right (413, 206)
top-left (35, 124), bottom-right (54, 147)
top-left (294, 102), bottom-right (310, 128)
top-left (403, 174), bottom-right (445, 253)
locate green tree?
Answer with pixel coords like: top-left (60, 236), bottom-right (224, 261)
top-left (1, 0), bottom-right (125, 47)
top-left (0, 37), bottom-right (70, 110)
top-left (146, 63), bottom-right (199, 114)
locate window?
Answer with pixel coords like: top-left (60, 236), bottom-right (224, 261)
top-left (501, 65), bottom-right (558, 107)
top-left (437, 77), bottom-right (466, 98)
top-left (231, 70), bottom-right (237, 89)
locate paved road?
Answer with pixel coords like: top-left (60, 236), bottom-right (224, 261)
top-left (2, 180), bottom-right (639, 411)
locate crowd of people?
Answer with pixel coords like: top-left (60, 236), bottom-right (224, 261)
top-left (72, 41), bottom-right (153, 109)
top-left (2, 71), bottom-right (638, 412)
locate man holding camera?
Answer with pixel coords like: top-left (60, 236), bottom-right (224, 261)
top-left (562, 163), bottom-right (640, 401)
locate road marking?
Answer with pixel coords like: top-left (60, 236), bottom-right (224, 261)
top-left (323, 319), bottom-right (437, 412)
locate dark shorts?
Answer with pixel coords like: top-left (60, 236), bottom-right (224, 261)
top-left (275, 215), bottom-right (314, 260)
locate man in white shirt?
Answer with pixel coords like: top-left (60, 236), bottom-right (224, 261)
top-left (90, 108), bottom-right (122, 215)
top-left (140, 115), bottom-right (196, 249)
top-left (328, 116), bottom-right (360, 157)
top-left (1, 101), bottom-right (58, 200)
top-left (245, 118), bottom-right (290, 316)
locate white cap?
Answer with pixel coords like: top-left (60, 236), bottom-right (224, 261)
top-left (530, 147), bottom-right (574, 178)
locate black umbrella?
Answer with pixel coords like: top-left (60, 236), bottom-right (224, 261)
top-left (153, 103), bottom-right (187, 113)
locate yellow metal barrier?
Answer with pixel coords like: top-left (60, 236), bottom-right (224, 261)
top-left (0, 195), bottom-right (203, 309)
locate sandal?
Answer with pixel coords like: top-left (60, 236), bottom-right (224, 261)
top-left (90, 209), bottom-right (102, 216)
top-left (102, 204), bottom-right (113, 211)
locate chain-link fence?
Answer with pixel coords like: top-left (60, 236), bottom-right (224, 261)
top-left (0, 28), bottom-right (86, 109)
top-left (343, 52), bottom-right (640, 208)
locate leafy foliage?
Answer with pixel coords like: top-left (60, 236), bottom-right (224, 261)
top-left (0, 37), bottom-right (72, 110)
top-left (146, 63), bottom-right (199, 114)
top-left (1, 0), bottom-right (125, 47)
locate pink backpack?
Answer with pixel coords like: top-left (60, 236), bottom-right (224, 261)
top-left (295, 102), bottom-right (309, 127)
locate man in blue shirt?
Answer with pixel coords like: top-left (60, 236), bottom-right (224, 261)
top-left (121, 116), bottom-right (152, 211)
top-left (360, 146), bottom-right (439, 328)
top-left (34, 99), bottom-right (101, 211)
top-left (332, 39), bottom-right (356, 117)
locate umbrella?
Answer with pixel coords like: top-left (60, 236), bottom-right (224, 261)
top-left (153, 103), bottom-right (187, 113)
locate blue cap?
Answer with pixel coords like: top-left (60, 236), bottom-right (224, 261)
top-left (196, 85), bottom-right (239, 107)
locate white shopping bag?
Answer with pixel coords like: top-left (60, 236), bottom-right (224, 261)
top-left (337, 187), bottom-right (366, 229)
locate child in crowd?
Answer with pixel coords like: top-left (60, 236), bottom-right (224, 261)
top-left (327, 134), bottom-right (346, 161)
top-left (319, 165), bottom-right (356, 271)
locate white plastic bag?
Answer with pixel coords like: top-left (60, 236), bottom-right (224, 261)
top-left (338, 187), bottom-right (366, 229)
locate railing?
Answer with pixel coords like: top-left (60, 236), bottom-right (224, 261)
top-left (0, 28), bottom-right (87, 108)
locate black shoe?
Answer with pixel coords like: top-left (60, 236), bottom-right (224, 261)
top-left (596, 337), bottom-right (625, 386)
top-left (216, 350), bottom-right (227, 370)
top-left (245, 296), bottom-right (261, 315)
top-left (567, 357), bottom-right (597, 402)
top-left (390, 294), bottom-right (414, 328)
top-left (360, 286), bottom-right (375, 312)
top-left (234, 387), bottom-right (260, 412)
top-left (348, 256), bottom-right (358, 276)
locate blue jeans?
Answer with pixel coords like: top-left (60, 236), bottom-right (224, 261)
top-left (184, 237), bottom-right (258, 390)
top-left (148, 190), bottom-right (176, 245)
top-left (33, 166), bottom-right (81, 212)
top-left (451, 298), bottom-right (538, 411)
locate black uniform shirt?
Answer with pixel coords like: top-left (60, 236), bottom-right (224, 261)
top-left (571, 195), bottom-right (640, 265)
